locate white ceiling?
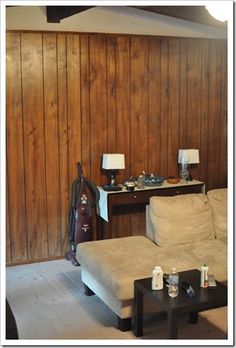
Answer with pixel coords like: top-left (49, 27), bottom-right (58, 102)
top-left (6, 5), bottom-right (227, 39)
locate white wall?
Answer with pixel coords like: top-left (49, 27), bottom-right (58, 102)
top-left (6, 6), bottom-right (227, 39)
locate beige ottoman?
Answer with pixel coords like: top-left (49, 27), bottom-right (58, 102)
top-left (76, 235), bottom-right (159, 331)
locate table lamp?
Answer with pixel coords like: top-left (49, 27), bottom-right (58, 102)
top-left (102, 153), bottom-right (125, 191)
top-left (178, 149), bottom-right (200, 181)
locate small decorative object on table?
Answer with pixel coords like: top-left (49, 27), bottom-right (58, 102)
top-left (143, 173), bottom-right (164, 186)
top-left (181, 281), bottom-right (196, 298)
top-left (124, 177), bottom-right (136, 191)
top-left (208, 274), bottom-right (217, 287)
top-left (126, 181), bottom-right (136, 192)
top-left (167, 176), bottom-right (180, 184)
top-left (137, 174), bottom-right (145, 188)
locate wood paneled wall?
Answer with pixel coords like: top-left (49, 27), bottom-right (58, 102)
top-left (6, 31), bottom-right (227, 265)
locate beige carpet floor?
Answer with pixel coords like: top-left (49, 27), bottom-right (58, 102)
top-left (6, 259), bottom-right (228, 344)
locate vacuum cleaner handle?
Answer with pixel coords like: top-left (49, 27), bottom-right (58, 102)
top-left (76, 162), bottom-right (99, 208)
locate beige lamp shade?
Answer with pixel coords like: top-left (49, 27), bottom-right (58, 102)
top-left (102, 154), bottom-right (125, 170)
top-left (178, 149), bottom-right (200, 164)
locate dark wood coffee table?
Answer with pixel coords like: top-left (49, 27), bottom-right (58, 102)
top-left (133, 269), bottom-right (227, 339)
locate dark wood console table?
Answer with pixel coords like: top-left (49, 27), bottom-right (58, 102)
top-left (97, 180), bottom-right (205, 240)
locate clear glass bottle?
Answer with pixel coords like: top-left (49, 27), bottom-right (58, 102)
top-left (137, 175), bottom-right (144, 189)
top-left (168, 267), bottom-right (179, 298)
top-left (179, 158), bottom-right (189, 182)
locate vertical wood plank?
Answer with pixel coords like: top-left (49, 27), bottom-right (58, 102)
top-left (200, 40), bottom-right (210, 185)
top-left (186, 39), bottom-right (202, 180)
top-left (159, 39), bottom-right (169, 177)
top-left (6, 33), bottom-right (28, 263)
top-left (89, 35), bottom-right (107, 184)
top-left (148, 37), bottom-right (161, 174)
top-left (179, 39), bottom-right (188, 149)
top-left (130, 37), bottom-right (149, 176)
top-left (115, 36), bottom-right (131, 183)
top-left (115, 36), bottom-right (131, 237)
top-left (67, 34), bottom-right (82, 186)
top-left (106, 36), bottom-right (116, 154)
top-left (43, 33), bottom-right (61, 256)
top-left (57, 33), bottom-right (69, 254)
top-left (80, 34), bottom-right (91, 178)
top-left (130, 36), bottom-right (149, 234)
top-left (21, 32), bottom-right (47, 260)
top-left (219, 41), bottom-right (227, 188)
top-left (168, 38), bottom-right (180, 177)
top-left (6, 172), bottom-right (12, 264)
top-left (208, 40), bottom-right (222, 189)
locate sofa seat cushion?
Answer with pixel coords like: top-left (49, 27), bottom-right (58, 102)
top-left (164, 238), bottom-right (227, 283)
top-left (76, 236), bottom-right (227, 301)
top-left (149, 193), bottom-right (215, 247)
top-left (207, 188), bottom-right (227, 240)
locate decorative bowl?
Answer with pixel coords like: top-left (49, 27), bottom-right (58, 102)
top-left (167, 176), bottom-right (180, 184)
top-left (143, 174), bottom-right (164, 186)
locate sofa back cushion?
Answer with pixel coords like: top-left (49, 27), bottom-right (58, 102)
top-left (207, 188), bottom-right (227, 240)
top-left (149, 193), bottom-right (215, 247)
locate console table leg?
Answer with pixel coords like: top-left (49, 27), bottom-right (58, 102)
top-left (189, 311), bottom-right (198, 324)
top-left (133, 286), bottom-right (143, 337)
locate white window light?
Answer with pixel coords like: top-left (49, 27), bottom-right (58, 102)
top-left (205, 2), bottom-right (231, 22)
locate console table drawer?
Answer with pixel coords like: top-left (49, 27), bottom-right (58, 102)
top-left (109, 190), bottom-right (153, 206)
top-left (108, 184), bottom-right (203, 207)
top-left (162, 185), bottom-right (203, 196)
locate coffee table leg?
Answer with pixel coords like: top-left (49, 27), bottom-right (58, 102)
top-left (189, 311), bottom-right (198, 324)
top-left (133, 286), bottom-right (143, 337)
top-left (167, 311), bottom-right (178, 339)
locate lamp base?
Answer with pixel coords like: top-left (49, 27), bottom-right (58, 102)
top-left (103, 170), bottom-right (123, 191)
top-left (102, 185), bottom-right (122, 192)
top-left (179, 163), bottom-right (190, 181)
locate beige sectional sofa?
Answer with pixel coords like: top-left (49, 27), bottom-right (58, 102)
top-left (76, 188), bottom-right (227, 331)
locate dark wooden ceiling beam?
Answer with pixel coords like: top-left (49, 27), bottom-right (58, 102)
top-left (46, 6), bottom-right (94, 23)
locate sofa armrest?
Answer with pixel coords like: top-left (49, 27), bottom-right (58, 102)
top-left (145, 205), bottom-right (155, 242)
top-left (207, 188), bottom-right (227, 239)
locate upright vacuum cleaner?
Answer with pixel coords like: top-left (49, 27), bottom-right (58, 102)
top-left (65, 162), bottom-right (100, 266)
